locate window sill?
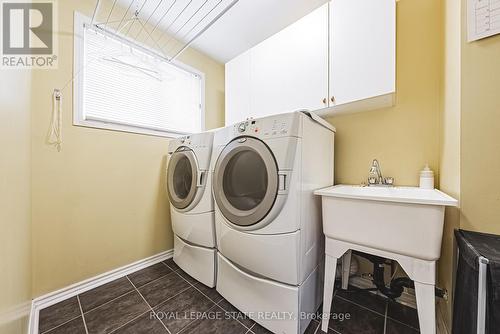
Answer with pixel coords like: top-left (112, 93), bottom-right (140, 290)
top-left (73, 118), bottom-right (193, 139)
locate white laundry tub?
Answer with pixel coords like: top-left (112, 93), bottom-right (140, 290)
top-left (314, 185), bottom-right (458, 261)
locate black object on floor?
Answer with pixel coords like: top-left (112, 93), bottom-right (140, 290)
top-left (453, 229), bottom-right (500, 334)
top-left (352, 251), bottom-right (415, 300)
top-left (38, 260), bottom-right (419, 334)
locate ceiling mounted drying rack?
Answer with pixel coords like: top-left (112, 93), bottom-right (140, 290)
top-left (47, 0), bottom-right (239, 153)
top-left (89, 0), bottom-right (239, 62)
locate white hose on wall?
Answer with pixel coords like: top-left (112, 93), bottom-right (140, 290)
top-left (47, 89), bottom-right (62, 151)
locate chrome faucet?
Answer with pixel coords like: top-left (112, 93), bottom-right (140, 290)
top-left (367, 159), bottom-right (394, 186)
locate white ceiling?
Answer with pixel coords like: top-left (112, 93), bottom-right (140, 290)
top-left (114, 0), bottom-right (328, 63)
top-left (190, 0), bottom-right (328, 63)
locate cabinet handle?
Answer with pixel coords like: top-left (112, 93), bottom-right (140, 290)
top-left (322, 98), bottom-right (327, 105)
top-left (330, 96), bottom-right (335, 103)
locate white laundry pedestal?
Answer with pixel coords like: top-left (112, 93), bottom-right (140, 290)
top-left (321, 237), bottom-right (437, 334)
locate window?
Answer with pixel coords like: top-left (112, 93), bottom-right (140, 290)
top-left (73, 12), bottom-right (204, 137)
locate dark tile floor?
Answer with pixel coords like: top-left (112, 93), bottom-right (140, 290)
top-left (38, 260), bottom-right (420, 334)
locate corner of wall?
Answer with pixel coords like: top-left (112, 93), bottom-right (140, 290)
top-left (0, 69), bottom-right (33, 333)
top-left (437, 0), bottom-right (462, 329)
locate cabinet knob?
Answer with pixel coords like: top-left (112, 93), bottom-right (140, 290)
top-left (322, 98), bottom-right (327, 105)
top-left (330, 96), bottom-right (335, 103)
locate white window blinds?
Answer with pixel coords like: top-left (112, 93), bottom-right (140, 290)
top-left (79, 27), bottom-right (203, 136)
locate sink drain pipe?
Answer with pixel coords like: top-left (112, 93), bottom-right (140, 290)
top-left (353, 251), bottom-right (446, 300)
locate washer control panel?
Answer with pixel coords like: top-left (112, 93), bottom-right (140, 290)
top-left (170, 132), bottom-right (213, 153)
top-left (179, 135), bottom-right (191, 145)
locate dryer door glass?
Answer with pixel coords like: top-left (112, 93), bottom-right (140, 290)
top-left (224, 150), bottom-right (267, 211)
top-left (167, 148), bottom-right (199, 209)
top-left (214, 137), bottom-right (278, 226)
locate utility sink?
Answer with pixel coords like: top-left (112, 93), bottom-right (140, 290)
top-left (314, 185), bottom-right (458, 261)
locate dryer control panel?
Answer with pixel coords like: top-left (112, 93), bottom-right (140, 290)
top-left (233, 114), bottom-right (298, 139)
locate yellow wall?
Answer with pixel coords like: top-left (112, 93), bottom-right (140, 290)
top-left (0, 72), bottom-right (32, 333)
top-left (326, 0), bottom-right (442, 187)
top-left (438, 0), bottom-right (461, 328)
top-left (31, 0), bottom-right (224, 296)
top-left (460, 0), bottom-right (500, 235)
top-left (435, 1), bottom-right (500, 329)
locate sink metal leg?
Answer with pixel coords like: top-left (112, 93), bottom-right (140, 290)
top-left (341, 250), bottom-right (352, 290)
top-left (414, 281), bottom-right (436, 334)
top-left (321, 254), bottom-right (338, 333)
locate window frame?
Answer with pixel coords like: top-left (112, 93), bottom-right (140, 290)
top-left (73, 11), bottom-right (206, 138)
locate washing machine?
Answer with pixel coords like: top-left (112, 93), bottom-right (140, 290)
top-left (166, 131), bottom-right (216, 287)
top-left (212, 111), bottom-right (335, 334)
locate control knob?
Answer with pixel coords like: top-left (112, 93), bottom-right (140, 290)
top-left (238, 122), bottom-right (247, 133)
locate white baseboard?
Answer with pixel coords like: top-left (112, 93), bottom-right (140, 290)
top-left (28, 249), bottom-right (173, 334)
top-left (350, 275), bottom-right (451, 332)
top-left (348, 276), bottom-right (417, 309)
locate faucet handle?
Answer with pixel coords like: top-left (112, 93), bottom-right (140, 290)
top-left (368, 176), bottom-right (378, 185)
top-left (384, 177), bottom-right (394, 185)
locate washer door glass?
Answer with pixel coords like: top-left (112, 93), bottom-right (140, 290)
top-left (167, 148), bottom-right (198, 209)
top-left (214, 137), bottom-right (278, 227)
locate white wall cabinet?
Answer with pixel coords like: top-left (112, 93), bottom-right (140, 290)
top-left (249, 5), bottom-right (329, 121)
top-left (225, 1), bottom-right (396, 125)
top-left (328, 0), bottom-right (396, 113)
top-left (225, 4), bottom-right (329, 125)
top-left (225, 49), bottom-right (251, 125)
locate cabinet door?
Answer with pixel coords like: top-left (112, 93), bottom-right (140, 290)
top-left (225, 50), bottom-right (251, 125)
top-left (329, 0), bottom-right (396, 106)
top-left (249, 4), bottom-right (329, 118)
